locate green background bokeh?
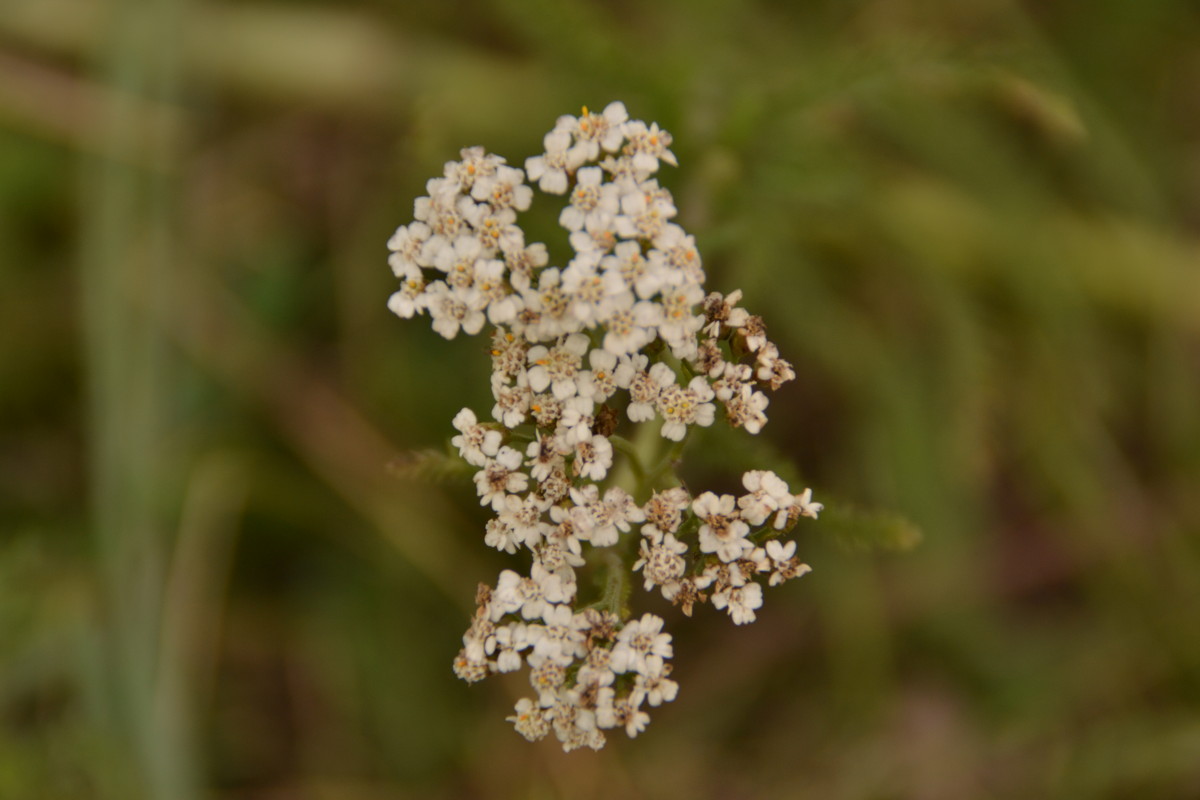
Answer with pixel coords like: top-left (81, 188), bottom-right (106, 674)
top-left (2, 0), bottom-right (1199, 797)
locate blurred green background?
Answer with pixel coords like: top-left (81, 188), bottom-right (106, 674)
top-left (3, 0), bottom-right (1200, 797)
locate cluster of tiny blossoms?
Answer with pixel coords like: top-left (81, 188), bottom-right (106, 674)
top-left (387, 102), bottom-right (821, 751)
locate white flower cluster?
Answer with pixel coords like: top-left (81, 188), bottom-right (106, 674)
top-left (388, 103), bottom-right (821, 751)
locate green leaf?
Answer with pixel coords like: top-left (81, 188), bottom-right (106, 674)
top-left (386, 448), bottom-right (473, 485)
top-left (811, 504), bottom-right (922, 554)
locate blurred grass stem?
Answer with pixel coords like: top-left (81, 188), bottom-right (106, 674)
top-left (79, 0), bottom-right (197, 797)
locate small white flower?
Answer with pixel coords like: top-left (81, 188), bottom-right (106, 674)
top-left (527, 659), bottom-right (566, 708)
top-left (598, 151), bottom-right (642, 184)
top-left (557, 395), bottom-right (596, 444)
top-left (652, 225), bottom-right (705, 286)
top-left (652, 366), bottom-right (716, 441)
top-left (740, 314), bottom-right (769, 352)
top-left (656, 283), bottom-right (705, 353)
top-left (547, 505), bottom-right (585, 557)
top-left (443, 145), bottom-right (503, 194)
top-left (764, 538), bottom-right (812, 585)
top-left (565, 102), bottom-right (629, 160)
top-left (561, 257), bottom-right (627, 328)
top-left (491, 622), bottom-right (531, 672)
top-left (387, 220), bottom-right (432, 274)
top-left (700, 289), bottom-right (750, 337)
top-left (625, 366), bottom-right (661, 422)
top-left (738, 469), bottom-right (793, 526)
top-left (509, 697), bottom-right (551, 742)
top-left (491, 569), bottom-right (526, 619)
top-left (546, 690), bottom-right (605, 751)
top-left (457, 199), bottom-right (519, 253)
top-left (602, 300), bottom-right (661, 357)
top-left (712, 361), bottom-right (753, 402)
top-left (451, 408), bottom-right (502, 467)
top-left (792, 489), bottom-right (820, 525)
top-left (484, 516), bottom-right (522, 554)
top-left (568, 214), bottom-right (619, 258)
top-left (765, 538), bottom-right (794, 564)
top-left (614, 182), bottom-right (676, 243)
top-left (633, 531), bottom-right (688, 590)
top-left (526, 332), bottom-right (590, 400)
top-left (601, 239), bottom-right (666, 299)
top-left (647, 362), bottom-right (677, 392)
top-left (424, 282), bottom-right (486, 340)
top-left (724, 383), bottom-right (770, 434)
top-left (745, 545), bottom-right (771, 574)
top-left (474, 258), bottom-right (521, 324)
top-left (491, 372), bottom-right (532, 429)
top-left (495, 566), bottom-right (565, 622)
top-left (612, 351), bottom-right (648, 389)
top-left (690, 337), bottom-right (727, 378)
top-left (602, 694), bottom-right (650, 739)
top-left (632, 655), bottom-right (678, 707)
top-left (415, 196), bottom-right (467, 264)
top-left (508, 696), bottom-right (549, 740)
top-left (642, 487), bottom-right (691, 533)
top-left (694, 492), bottom-right (752, 562)
top-left (452, 649), bottom-right (489, 683)
top-left (535, 539), bottom-right (584, 589)
top-left (573, 348), bottom-right (621, 403)
top-left (468, 627), bottom-right (501, 669)
top-left (570, 485), bottom-right (644, 547)
top-left (532, 561), bottom-right (573, 607)
top-left (559, 166), bottom-right (621, 232)
top-left (525, 127), bottom-right (576, 194)
top-left (528, 604), bottom-right (587, 666)
top-left (433, 235), bottom-right (483, 281)
top-left (611, 613), bottom-right (672, 675)
top-left (528, 392), bottom-right (565, 429)
top-left (522, 268), bottom-right (582, 342)
top-left (471, 163), bottom-right (533, 212)
top-left (712, 581), bottom-right (763, 625)
top-left (686, 376), bottom-right (717, 420)
top-left (576, 648), bottom-right (617, 691)
top-left (474, 446), bottom-right (529, 512)
top-left (497, 493), bottom-right (552, 549)
top-left (536, 463), bottom-right (572, 507)
top-left (760, 352), bottom-right (797, 391)
top-left (504, 241), bottom-right (548, 292)
top-left (622, 119), bottom-right (677, 175)
top-left (525, 432), bottom-right (568, 483)
top-left (387, 276), bottom-right (426, 319)
top-left (489, 328), bottom-right (529, 380)
top-left (572, 434), bottom-right (613, 481)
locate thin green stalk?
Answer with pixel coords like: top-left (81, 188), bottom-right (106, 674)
top-left (608, 419), bottom-right (666, 501)
top-left (594, 417), bottom-right (687, 616)
top-left (645, 432), bottom-right (690, 491)
top-left (80, 0), bottom-right (195, 797)
top-left (607, 434), bottom-right (648, 488)
top-left (597, 550), bottom-right (630, 618)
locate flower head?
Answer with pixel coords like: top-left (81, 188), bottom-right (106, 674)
top-left (386, 102), bottom-right (821, 751)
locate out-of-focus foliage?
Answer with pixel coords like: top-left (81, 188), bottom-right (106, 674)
top-left (2, 0), bottom-right (1199, 797)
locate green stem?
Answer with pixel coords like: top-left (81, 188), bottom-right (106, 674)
top-left (595, 419), bottom-right (670, 616)
top-left (646, 431), bottom-right (690, 490)
top-left (82, 0), bottom-right (196, 796)
top-left (598, 550), bottom-right (629, 618)
top-left (607, 434), bottom-right (648, 489)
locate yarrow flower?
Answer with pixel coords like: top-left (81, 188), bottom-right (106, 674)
top-left (387, 103), bottom-right (820, 751)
